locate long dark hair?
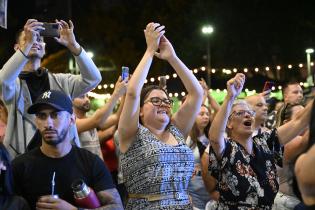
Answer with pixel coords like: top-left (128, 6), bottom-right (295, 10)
top-left (189, 104), bottom-right (210, 149)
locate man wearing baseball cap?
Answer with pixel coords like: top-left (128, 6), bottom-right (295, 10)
top-left (11, 90), bottom-right (123, 209)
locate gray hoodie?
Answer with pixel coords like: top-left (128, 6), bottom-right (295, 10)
top-left (0, 48), bottom-right (102, 157)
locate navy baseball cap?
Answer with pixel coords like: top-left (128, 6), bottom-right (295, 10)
top-left (28, 90), bottom-right (73, 114)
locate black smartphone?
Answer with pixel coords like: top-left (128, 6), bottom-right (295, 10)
top-left (262, 81), bottom-right (275, 92)
top-left (40, 23), bottom-right (60, 37)
top-left (122, 66), bottom-right (129, 80)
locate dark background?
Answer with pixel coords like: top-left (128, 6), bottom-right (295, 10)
top-left (1, 0), bottom-right (315, 93)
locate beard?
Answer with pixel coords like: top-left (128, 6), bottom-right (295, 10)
top-left (41, 127), bottom-right (69, 146)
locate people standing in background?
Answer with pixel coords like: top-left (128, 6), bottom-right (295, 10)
top-left (199, 78), bottom-right (220, 122)
top-left (245, 94), bottom-right (269, 134)
top-left (186, 104), bottom-right (212, 210)
top-left (273, 103), bottom-right (308, 210)
top-left (0, 100), bottom-right (7, 143)
top-left (73, 76), bottom-right (127, 159)
top-left (295, 99), bottom-right (315, 209)
top-left (282, 82), bottom-right (304, 105)
top-left (265, 82), bottom-right (303, 130)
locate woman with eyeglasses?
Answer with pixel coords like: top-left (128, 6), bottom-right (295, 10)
top-left (207, 73), bottom-right (314, 209)
top-left (118, 22), bottom-right (203, 210)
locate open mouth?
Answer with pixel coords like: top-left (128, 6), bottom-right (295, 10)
top-left (157, 110), bottom-right (167, 114)
top-left (243, 120), bottom-right (252, 126)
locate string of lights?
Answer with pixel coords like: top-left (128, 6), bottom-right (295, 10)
top-left (91, 62), bottom-right (313, 99)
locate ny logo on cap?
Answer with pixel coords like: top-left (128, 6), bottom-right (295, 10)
top-left (42, 91), bottom-right (52, 99)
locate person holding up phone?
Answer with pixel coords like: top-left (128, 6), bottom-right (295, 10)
top-left (73, 76), bottom-right (127, 160)
top-left (0, 19), bottom-right (102, 157)
top-left (121, 66), bottom-right (129, 81)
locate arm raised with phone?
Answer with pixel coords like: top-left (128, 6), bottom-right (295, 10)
top-left (0, 18), bottom-right (102, 157)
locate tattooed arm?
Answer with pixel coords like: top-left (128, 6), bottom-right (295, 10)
top-left (36, 188), bottom-right (123, 210)
top-left (81, 188), bottom-right (123, 210)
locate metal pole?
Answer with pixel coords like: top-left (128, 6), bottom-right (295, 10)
top-left (206, 37), bottom-right (211, 88)
top-left (307, 53), bottom-right (314, 86)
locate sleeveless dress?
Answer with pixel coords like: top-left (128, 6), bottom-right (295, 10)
top-left (121, 124), bottom-right (194, 210)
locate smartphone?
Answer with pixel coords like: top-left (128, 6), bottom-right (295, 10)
top-left (40, 23), bottom-right (59, 37)
top-left (262, 81), bottom-right (275, 92)
top-left (122, 66), bottom-right (129, 81)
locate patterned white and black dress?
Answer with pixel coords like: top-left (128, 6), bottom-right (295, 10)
top-left (121, 124), bottom-right (194, 210)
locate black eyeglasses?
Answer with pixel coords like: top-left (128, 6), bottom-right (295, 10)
top-left (229, 110), bottom-right (256, 119)
top-left (145, 97), bottom-right (173, 107)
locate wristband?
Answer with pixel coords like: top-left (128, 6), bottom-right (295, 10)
top-left (72, 46), bottom-right (82, 56)
top-left (19, 49), bottom-right (29, 59)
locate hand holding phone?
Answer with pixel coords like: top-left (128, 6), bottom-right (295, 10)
top-left (40, 23), bottom-right (60, 37)
top-left (122, 66), bottom-right (129, 81)
top-left (262, 81), bottom-right (275, 92)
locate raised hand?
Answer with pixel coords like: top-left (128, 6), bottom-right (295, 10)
top-left (113, 76), bottom-right (128, 97)
top-left (19, 19), bottom-right (44, 50)
top-left (226, 73), bottom-right (245, 99)
top-left (154, 35), bottom-right (176, 61)
top-left (54, 20), bottom-right (81, 55)
top-left (144, 22), bottom-right (165, 55)
top-left (200, 78), bottom-right (209, 93)
top-left (259, 89), bottom-right (272, 101)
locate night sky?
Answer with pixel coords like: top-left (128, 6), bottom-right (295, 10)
top-left (1, 0), bottom-right (315, 92)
